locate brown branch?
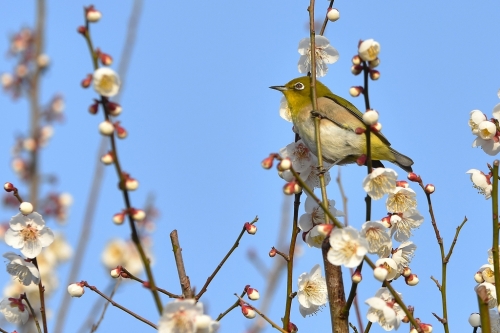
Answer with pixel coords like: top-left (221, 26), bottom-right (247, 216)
top-left (170, 230), bottom-right (193, 298)
top-left (90, 279), bottom-right (121, 332)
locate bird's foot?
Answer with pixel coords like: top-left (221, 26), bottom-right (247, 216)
top-left (310, 110), bottom-right (323, 119)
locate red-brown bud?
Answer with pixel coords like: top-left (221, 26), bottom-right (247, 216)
top-left (81, 74), bottom-right (92, 88)
top-left (407, 172), bottom-right (421, 183)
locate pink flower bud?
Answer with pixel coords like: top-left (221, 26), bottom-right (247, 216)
top-left (402, 267), bottom-right (412, 277)
top-left (288, 322), bottom-right (298, 333)
top-left (474, 271), bottom-right (484, 283)
top-left (316, 224), bottom-right (333, 237)
top-left (110, 268), bottom-right (120, 278)
top-left (125, 178), bottom-right (139, 191)
top-left (101, 152), bottom-right (114, 165)
top-left (283, 181), bottom-right (298, 195)
top-left (77, 26), bottom-right (87, 35)
top-left (352, 270), bottom-right (362, 283)
top-left (96, 48), bottom-right (113, 66)
top-left (405, 273), bottom-right (419, 286)
top-left (241, 305), bottom-right (256, 319)
top-left (4, 182), bottom-right (14, 192)
top-left (269, 247), bottom-right (277, 257)
top-left (89, 101), bottom-right (99, 114)
top-left (81, 74), bottom-right (92, 88)
top-left (425, 184), bottom-right (435, 194)
top-left (356, 154), bottom-right (367, 166)
top-left (380, 215), bottom-right (392, 228)
top-left (396, 180), bottom-right (409, 188)
top-left (244, 222), bottom-right (257, 235)
top-left (247, 287), bottom-right (260, 300)
top-left (107, 102), bottom-right (122, 116)
top-left (407, 172), bottom-right (421, 183)
top-left (131, 208), bottom-right (146, 221)
top-left (369, 70), bottom-right (380, 80)
top-left (351, 65), bottom-right (362, 75)
top-left (352, 55), bottom-right (361, 65)
top-left (355, 127), bottom-right (366, 135)
top-left (261, 155), bottom-right (275, 169)
top-left (115, 125), bottom-right (128, 139)
top-left (113, 212), bottom-right (125, 225)
top-left (86, 6), bottom-right (102, 22)
top-left (349, 86), bottom-right (363, 97)
top-left (370, 122), bottom-right (382, 132)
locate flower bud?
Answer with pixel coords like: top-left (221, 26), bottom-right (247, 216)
top-left (125, 178), bottom-right (139, 191)
top-left (352, 270), bottom-right (362, 283)
top-left (1, 73), bottom-right (13, 88)
top-left (355, 127), bottom-right (365, 135)
top-left (316, 224), bottom-right (333, 237)
top-left (407, 172), bottom-right (421, 183)
top-left (283, 181), bottom-right (297, 195)
top-left (116, 125), bottom-right (128, 139)
top-left (369, 58), bottom-right (380, 68)
top-left (77, 26), bottom-right (87, 35)
top-left (37, 54), bottom-right (50, 69)
top-left (362, 109), bottom-right (379, 125)
top-left (370, 122), bottom-right (382, 132)
top-left (468, 313), bottom-right (481, 327)
top-left (277, 158), bottom-right (292, 171)
top-left (247, 287), bottom-right (260, 300)
top-left (356, 154), bottom-right (367, 166)
top-left (241, 305), bottom-right (256, 319)
top-left (86, 6), bottom-right (102, 22)
top-left (380, 215), bottom-right (392, 228)
top-left (99, 51), bottom-right (113, 66)
top-left (421, 323), bottom-right (433, 333)
top-left (402, 267), bottom-right (411, 277)
top-left (373, 266), bottom-right (388, 282)
top-left (20, 202), bottom-right (34, 215)
top-left (261, 155), bottom-right (274, 169)
top-left (89, 101), bottom-right (99, 114)
top-left (369, 70), bottom-right (380, 80)
top-left (107, 102), bottom-right (122, 116)
top-left (131, 209), bottom-right (146, 221)
top-left (405, 273), bottom-right (419, 286)
top-left (349, 86), bottom-right (363, 97)
top-left (352, 55), bottom-right (361, 65)
top-left (326, 8), bottom-right (339, 22)
top-left (244, 222), bottom-right (257, 235)
top-left (269, 247), bottom-right (277, 257)
top-left (110, 268), bottom-right (120, 278)
top-left (99, 121), bottom-right (114, 136)
top-left (113, 212), bottom-right (125, 225)
top-left (101, 152), bottom-right (114, 165)
top-left (474, 271), bottom-right (484, 283)
top-left (4, 182), bottom-right (15, 192)
top-left (351, 65), bottom-right (362, 75)
top-left (81, 74), bottom-right (92, 88)
top-left (288, 322), bottom-right (298, 333)
top-left (67, 283), bottom-right (85, 297)
top-left (425, 184), bottom-right (435, 194)
top-left (396, 180), bottom-right (409, 188)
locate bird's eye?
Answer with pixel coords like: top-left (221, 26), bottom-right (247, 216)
top-left (294, 82), bottom-right (305, 90)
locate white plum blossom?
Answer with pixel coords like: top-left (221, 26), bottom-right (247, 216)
top-left (386, 187), bottom-right (417, 213)
top-left (374, 258), bottom-right (399, 281)
top-left (158, 299), bottom-right (218, 333)
top-left (93, 67), bottom-right (121, 97)
top-left (279, 96), bottom-right (292, 122)
top-left (479, 264), bottom-right (495, 283)
top-left (467, 169), bottom-right (492, 199)
top-left (358, 39), bottom-right (380, 62)
top-left (3, 252), bottom-right (40, 286)
top-left (469, 110), bottom-right (487, 135)
top-left (298, 35), bottom-right (339, 77)
top-left (101, 239), bottom-right (153, 276)
top-left (280, 140), bottom-right (314, 173)
top-left (327, 226), bottom-right (368, 268)
top-left (362, 168), bottom-right (397, 200)
top-left (360, 221), bottom-right (392, 257)
top-left (365, 288), bottom-right (405, 331)
top-left (389, 209), bottom-right (424, 242)
top-left (297, 264), bottom-right (328, 317)
top-left (0, 297), bottom-right (29, 324)
top-left (392, 241), bottom-right (416, 278)
top-left (5, 212), bottom-right (54, 258)
top-left (471, 104), bottom-right (500, 155)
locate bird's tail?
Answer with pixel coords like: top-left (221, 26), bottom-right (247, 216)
top-left (390, 148), bottom-right (414, 173)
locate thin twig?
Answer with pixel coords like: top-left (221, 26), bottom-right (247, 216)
top-left (120, 266), bottom-right (181, 298)
top-left (83, 281), bottom-right (157, 329)
top-left (216, 289), bottom-right (247, 321)
top-left (235, 295), bottom-right (287, 333)
top-left (195, 217), bottom-right (258, 300)
top-left (90, 279), bottom-right (121, 332)
top-left (21, 293), bottom-right (42, 333)
top-left (170, 230), bottom-right (193, 298)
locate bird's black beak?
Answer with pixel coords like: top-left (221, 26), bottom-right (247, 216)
top-left (269, 85), bottom-right (287, 92)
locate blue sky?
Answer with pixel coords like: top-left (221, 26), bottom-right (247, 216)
top-left (0, 1), bottom-right (499, 332)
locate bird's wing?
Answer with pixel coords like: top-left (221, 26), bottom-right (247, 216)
top-left (323, 93), bottom-right (391, 146)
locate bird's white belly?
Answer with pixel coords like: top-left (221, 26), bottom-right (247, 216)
top-left (297, 118), bottom-right (363, 163)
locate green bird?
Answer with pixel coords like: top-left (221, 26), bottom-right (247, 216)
top-left (270, 76), bottom-right (413, 172)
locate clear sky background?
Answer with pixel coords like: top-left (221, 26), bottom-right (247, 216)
top-left (0, 1), bottom-right (499, 332)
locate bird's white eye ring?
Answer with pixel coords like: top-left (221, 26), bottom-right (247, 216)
top-left (294, 82), bottom-right (305, 90)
